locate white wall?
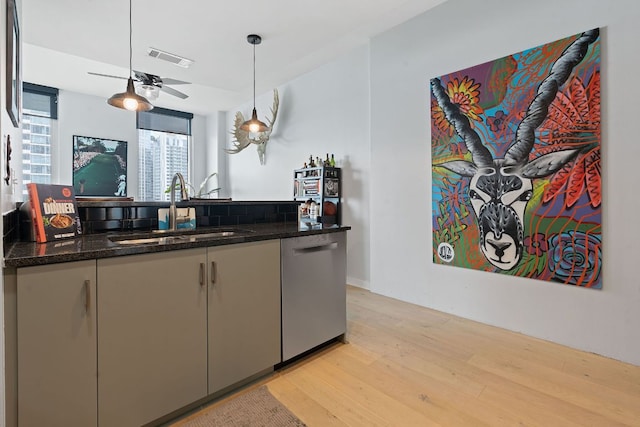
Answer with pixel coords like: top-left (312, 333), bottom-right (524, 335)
top-left (369, 0), bottom-right (640, 365)
top-left (225, 45), bottom-right (371, 288)
top-left (203, 111), bottom-right (227, 198)
top-left (1, 0), bottom-right (22, 423)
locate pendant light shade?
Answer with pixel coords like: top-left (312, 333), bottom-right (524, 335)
top-left (241, 107), bottom-right (268, 133)
top-left (108, 77), bottom-right (154, 111)
top-left (240, 34), bottom-right (268, 133)
top-left (108, 0), bottom-right (153, 112)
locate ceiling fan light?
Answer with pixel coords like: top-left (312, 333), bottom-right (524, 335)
top-left (108, 77), bottom-right (154, 111)
top-left (240, 108), bottom-right (269, 133)
top-left (137, 84), bottom-right (159, 100)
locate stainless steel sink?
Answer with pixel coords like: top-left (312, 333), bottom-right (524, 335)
top-left (110, 229), bottom-right (254, 245)
top-left (110, 235), bottom-right (189, 245)
top-left (187, 231), bottom-right (237, 240)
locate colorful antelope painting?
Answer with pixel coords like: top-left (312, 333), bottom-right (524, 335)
top-left (431, 29), bottom-right (602, 289)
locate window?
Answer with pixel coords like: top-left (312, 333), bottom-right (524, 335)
top-left (22, 82), bottom-right (58, 200)
top-left (137, 107), bottom-right (193, 201)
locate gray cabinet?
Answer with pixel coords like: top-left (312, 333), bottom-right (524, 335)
top-left (11, 238), bottom-right (284, 426)
top-left (97, 249), bottom-right (208, 427)
top-left (17, 260), bottom-right (97, 427)
top-left (208, 240), bottom-right (281, 393)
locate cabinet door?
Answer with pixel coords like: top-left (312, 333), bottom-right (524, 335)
top-left (97, 249), bottom-right (207, 427)
top-left (17, 260), bottom-right (97, 427)
top-left (208, 240), bottom-right (281, 393)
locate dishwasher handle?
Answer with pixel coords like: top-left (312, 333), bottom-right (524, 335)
top-left (292, 242), bottom-right (338, 255)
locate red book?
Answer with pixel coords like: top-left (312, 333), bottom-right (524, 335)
top-left (27, 183), bottom-right (81, 243)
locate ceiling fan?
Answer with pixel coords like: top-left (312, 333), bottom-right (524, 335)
top-left (88, 70), bottom-right (190, 100)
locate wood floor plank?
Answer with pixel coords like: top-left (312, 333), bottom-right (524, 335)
top-left (320, 344), bottom-right (499, 426)
top-left (281, 361), bottom-right (395, 427)
top-left (293, 355), bottom-right (443, 426)
top-left (469, 351), bottom-right (640, 426)
top-left (267, 377), bottom-right (349, 427)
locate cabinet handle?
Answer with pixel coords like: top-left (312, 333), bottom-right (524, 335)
top-left (199, 263), bottom-right (205, 287)
top-left (84, 280), bottom-right (90, 313)
top-left (211, 261), bottom-right (217, 285)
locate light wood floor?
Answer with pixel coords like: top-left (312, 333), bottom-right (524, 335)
top-left (177, 286), bottom-right (640, 426)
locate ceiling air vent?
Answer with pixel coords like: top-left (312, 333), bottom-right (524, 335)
top-left (147, 47), bottom-right (194, 68)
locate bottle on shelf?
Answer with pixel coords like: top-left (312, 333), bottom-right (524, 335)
top-left (309, 200), bottom-right (318, 222)
top-left (330, 154), bottom-right (336, 167)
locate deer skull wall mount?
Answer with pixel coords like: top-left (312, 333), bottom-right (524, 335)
top-left (226, 89), bottom-right (279, 165)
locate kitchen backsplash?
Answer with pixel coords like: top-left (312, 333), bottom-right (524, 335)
top-left (5, 200), bottom-right (300, 247)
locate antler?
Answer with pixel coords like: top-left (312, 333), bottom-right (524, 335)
top-left (431, 78), bottom-right (494, 168)
top-left (264, 89), bottom-right (279, 135)
top-left (225, 112), bottom-right (252, 154)
top-left (226, 89), bottom-right (280, 157)
top-left (505, 28), bottom-right (599, 165)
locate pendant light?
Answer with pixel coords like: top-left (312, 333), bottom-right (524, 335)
top-left (107, 0), bottom-right (153, 111)
top-left (240, 34), bottom-right (268, 133)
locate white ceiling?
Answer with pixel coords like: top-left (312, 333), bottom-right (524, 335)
top-left (22, 0), bottom-right (447, 115)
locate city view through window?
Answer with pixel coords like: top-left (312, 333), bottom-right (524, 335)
top-left (21, 110), bottom-right (52, 201)
top-left (138, 129), bottom-right (190, 201)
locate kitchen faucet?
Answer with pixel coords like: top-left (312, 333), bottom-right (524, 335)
top-left (169, 172), bottom-right (189, 231)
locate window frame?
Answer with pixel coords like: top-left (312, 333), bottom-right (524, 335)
top-left (23, 82), bottom-right (58, 119)
top-left (136, 107), bottom-right (194, 201)
top-left (21, 82), bottom-right (58, 199)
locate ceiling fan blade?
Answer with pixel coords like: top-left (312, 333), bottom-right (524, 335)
top-left (131, 70), bottom-right (190, 86)
top-left (160, 85), bottom-right (189, 99)
top-left (87, 71), bottom-right (128, 80)
top-left (160, 77), bottom-right (191, 85)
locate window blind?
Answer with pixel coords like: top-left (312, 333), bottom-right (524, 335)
top-left (23, 82), bottom-right (58, 119)
top-left (137, 106), bottom-right (193, 135)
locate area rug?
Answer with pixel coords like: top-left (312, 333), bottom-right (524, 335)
top-left (176, 386), bottom-right (306, 427)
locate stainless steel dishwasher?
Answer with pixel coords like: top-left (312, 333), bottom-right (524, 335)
top-left (281, 231), bottom-right (346, 362)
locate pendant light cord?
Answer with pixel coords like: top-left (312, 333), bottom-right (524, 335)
top-left (128, 0), bottom-right (133, 78)
top-left (252, 42), bottom-right (256, 109)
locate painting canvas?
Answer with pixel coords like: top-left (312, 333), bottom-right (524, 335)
top-left (430, 29), bottom-right (602, 289)
top-left (73, 135), bottom-right (128, 197)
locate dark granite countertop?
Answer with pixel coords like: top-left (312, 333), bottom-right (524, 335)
top-left (4, 223), bottom-right (350, 268)
top-left (74, 199), bottom-right (300, 208)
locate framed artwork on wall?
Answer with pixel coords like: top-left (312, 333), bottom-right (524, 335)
top-left (5, 0), bottom-right (21, 127)
top-left (73, 135), bottom-right (128, 197)
top-left (431, 28), bottom-right (602, 289)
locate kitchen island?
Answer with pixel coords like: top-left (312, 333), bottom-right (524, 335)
top-left (3, 206), bottom-right (349, 427)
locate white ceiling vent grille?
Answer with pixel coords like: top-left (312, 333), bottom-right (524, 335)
top-left (147, 48), bottom-right (194, 68)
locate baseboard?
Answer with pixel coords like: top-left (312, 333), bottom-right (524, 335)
top-left (347, 277), bottom-right (369, 290)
